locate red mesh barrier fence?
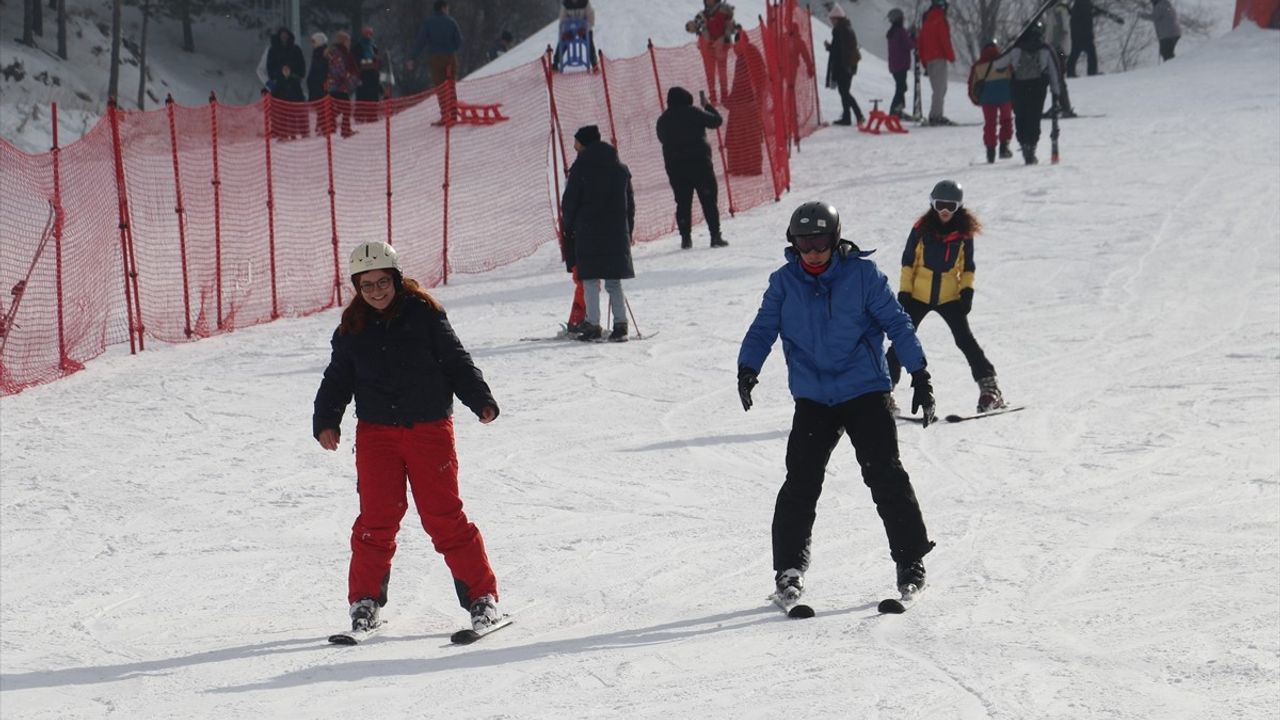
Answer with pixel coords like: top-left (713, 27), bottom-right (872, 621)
top-left (0, 5), bottom-right (818, 395)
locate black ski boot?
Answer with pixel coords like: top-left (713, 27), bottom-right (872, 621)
top-left (986, 145), bottom-right (996, 164)
top-left (576, 322), bottom-right (603, 341)
top-left (608, 322), bottom-right (629, 342)
top-left (977, 375), bottom-right (1006, 413)
top-left (775, 568), bottom-right (804, 603)
top-left (895, 559), bottom-right (926, 594)
top-left (680, 235), bottom-right (693, 250)
top-left (1022, 144), bottom-right (1038, 165)
top-left (998, 141), bottom-right (1013, 159)
top-left (350, 598), bottom-right (381, 632)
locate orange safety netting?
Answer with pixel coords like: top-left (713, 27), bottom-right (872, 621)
top-left (0, 0), bottom-right (820, 395)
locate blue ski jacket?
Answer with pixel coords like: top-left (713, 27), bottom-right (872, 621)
top-left (738, 241), bottom-right (927, 406)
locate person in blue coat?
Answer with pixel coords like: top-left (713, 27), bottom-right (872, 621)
top-left (737, 201), bottom-right (937, 604)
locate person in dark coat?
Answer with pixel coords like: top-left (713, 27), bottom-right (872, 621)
top-left (656, 86), bottom-right (727, 251)
top-left (306, 32), bottom-right (329, 102)
top-left (313, 240), bottom-right (504, 636)
top-left (407, 0), bottom-right (464, 123)
top-left (354, 26), bottom-right (382, 122)
top-left (266, 27), bottom-right (307, 138)
top-left (560, 125), bottom-right (636, 342)
top-left (1068, 0), bottom-right (1122, 76)
top-left (885, 8), bottom-right (912, 118)
top-left (824, 3), bottom-right (863, 126)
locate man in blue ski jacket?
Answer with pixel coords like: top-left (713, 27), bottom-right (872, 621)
top-left (737, 201), bottom-right (937, 607)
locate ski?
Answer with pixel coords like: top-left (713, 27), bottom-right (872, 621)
top-left (898, 405), bottom-right (1024, 424)
top-left (768, 593), bottom-right (815, 619)
top-left (520, 331), bottom-right (659, 343)
top-left (450, 616), bottom-right (514, 645)
top-left (328, 620), bottom-right (387, 646)
top-left (878, 586), bottom-right (922, 614)
top-left (943, 405), bottom-right (1025, 423)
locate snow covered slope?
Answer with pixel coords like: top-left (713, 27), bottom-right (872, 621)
top-left (1, 9), bottom-right (1278, 720)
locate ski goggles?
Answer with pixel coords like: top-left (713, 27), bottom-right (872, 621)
top-left (792, 234), bottom-right (835, 254)
top-left (931, 199), bottom-right (962, 213)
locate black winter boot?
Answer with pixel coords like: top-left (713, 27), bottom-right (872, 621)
top-left (896, 559), bottom-right (926, 593)
top-left (1022, 144), bottom-right (1038, 165)
top-left (998, 141), bottom-right (1013, 159)
top-left (986, 145), bottom-right (996, 164)
top-left (576, 322), bottom-right (603, 341)
top-left (680, 235), bottom-right (693, 250)
top-left (710, 236), bottom-right (729, 248)
top-left (608, 322), bottom-right (629, 342)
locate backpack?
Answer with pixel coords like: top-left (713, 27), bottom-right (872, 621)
top-left (1013, 46), bottom-right (1045, 81)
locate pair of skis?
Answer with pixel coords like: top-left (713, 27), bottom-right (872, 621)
top-left (769, 586), bottom-right (922, 618)
top-left (328, 616), bottom-right (514, 647)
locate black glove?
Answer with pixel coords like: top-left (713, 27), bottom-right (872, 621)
top-left (737, 366), bottom-right (759, 412)
top-left (911, 369), bottom-right (936, 428)
top-left (897, 291), bottom-right (912, 308)
top-left (960, 288), bottom-right (973, 315)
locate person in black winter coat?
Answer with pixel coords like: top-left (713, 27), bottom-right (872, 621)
top-left (561, 125), bottom-right (636, 342)
top-left (1068, 0), bottom-right (1122, 76)
top-left (266, 27), bottom-right (307, 138)
top-left (656, 86), bottom-right (727, 251)
top-left (824, 4), bottom-right (863, 125)
top-left (313, 240), bottom-right (504, 636)
top-left (306, 32), bottom-right (330, 102)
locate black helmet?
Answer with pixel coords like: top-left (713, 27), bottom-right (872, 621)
top-left (930, 180), bottom-right (963, 204)
top-left (887, 8), bottom-right (904, 23)
top-left (1025, 20), bottom-right (1045, 39)
top-left (787, 202), bottom-right (841, 242)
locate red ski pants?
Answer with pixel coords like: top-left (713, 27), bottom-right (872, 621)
top-left (982, 102), bottom-right (1013, 148)
top-left (348, 418), bottom-right (497, 608)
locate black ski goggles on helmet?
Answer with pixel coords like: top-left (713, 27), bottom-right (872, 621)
top-left (931, 198), bottom-right (961, 213)
top-left (792, 234), bottom-right (835, 254)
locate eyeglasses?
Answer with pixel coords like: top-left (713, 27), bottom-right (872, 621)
top-left (359, 276), bottom-right (394, 293)
top-left (792, 234), bottom-right (834, 254)
top-left (931, 199), bottom-right (961, 213)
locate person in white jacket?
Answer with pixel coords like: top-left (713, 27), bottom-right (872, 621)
top-left (1139, 0), bottom-right (1182, 61)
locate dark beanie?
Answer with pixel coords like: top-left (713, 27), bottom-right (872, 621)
top-left (575, 125), bottom-right (601, 145)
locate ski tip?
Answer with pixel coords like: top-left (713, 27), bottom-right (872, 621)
top-left (328, 633), bottom-right (359, 645)
top-left (450, 629), bottom-right (482, 645)
top-left (944, 414), bottom-right (965, 423)
top-left (877, 598), bottom-right (908, 614)
top-left (788, 604), bottom-right (816, 619)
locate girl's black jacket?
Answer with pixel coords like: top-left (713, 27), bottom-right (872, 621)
top-left (312, 295), bottom-right (497, 437)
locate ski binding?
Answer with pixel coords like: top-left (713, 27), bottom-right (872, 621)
top-left (328, 620), bottom-right (387, 645)
top-left (450, 616), bottom-right (514, 645)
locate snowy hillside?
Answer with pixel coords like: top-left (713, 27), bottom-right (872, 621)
top-left (2, 2), bottom-right (1279, 719)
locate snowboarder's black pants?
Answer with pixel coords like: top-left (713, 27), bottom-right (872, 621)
top-left (831, 68), bottom-right (862, 122)
top-left (1011, 78), bottom-right (1050, 148)
top-left (889, 71), bottom-right (908, 115)
top-left (886, 298), bottom-right (996, 385)
top-left (667, 165), bottom-right (721, 242)
top-left (1158, 37), bottom-right (1179, 61)
top-left (772, 394), bottom-right (934, 574)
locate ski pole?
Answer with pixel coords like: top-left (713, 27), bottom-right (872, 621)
top-left (624, 295), bottom-right (644, 339)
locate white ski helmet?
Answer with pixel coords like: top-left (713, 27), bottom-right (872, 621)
top-left (348, 241), bottom-right (400, 280)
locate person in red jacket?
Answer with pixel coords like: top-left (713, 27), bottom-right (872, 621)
top-left (314, 241), bottom-right (504, 635)
top-left (916, 0), bottom-right (956, 126)
top-left (699, 1), bottom-right (736, 104)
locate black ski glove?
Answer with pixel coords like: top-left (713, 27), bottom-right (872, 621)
top-left (738, 366), bottom-right (759, 412)
top-left (960, 288), bottom-right (974, 315)
top-left (911, 369), bottom-right (936, 428)
top-left (897, 291), bottom-right (912, 308)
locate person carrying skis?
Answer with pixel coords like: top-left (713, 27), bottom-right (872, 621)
top-left (1004, 22), bottom-right (1062, 165)
top-left (917, 0), bottom-right (956, 125)
top-left (737, 201), bottom-right (938, 607)
top-left (561, 125), bottom-right (636, 342)
top-left (824, 3), bottom-right (863, 126)
top-left (313, 240), bottom-right (503, 636)
top-left (656, 86), bottom-right (728, 250)
top-left (1138, 0), bottom-right (1181, 61)
top-left (887, 181), bottom-right (1006, 414)
top-left (885, 8), bottom-right (912, 119)
top-left (968, 40), bottom-right (1014, 163)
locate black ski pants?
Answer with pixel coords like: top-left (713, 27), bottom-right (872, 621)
top-left (667, 164), bottom-right (721, 242)
top-left (1067, 37), bottom-right (1098, 77)
top-left (890, 70), bottom-right (908, 115)
top-left (831, 68), bottom-right (862, 123)
top-left (887, 297), bottom-right (995, 385)
top-left (772, 393), bottom-right (934, 574)
top-left (1011, 78), bottom-right (1050, 148)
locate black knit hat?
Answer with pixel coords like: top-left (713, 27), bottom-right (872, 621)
top-left (574, 125), bottom-right (601, 145)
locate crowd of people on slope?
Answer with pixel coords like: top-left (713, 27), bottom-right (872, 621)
top-left (304, 0), bottom-right (1185, 638)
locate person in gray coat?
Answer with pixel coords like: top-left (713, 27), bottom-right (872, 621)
top-left (1139, 0), bottom-right (1182, 61)
top-left (561, 125), bottom-right (637, 342)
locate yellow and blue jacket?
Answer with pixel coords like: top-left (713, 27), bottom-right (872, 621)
top-left (899, 218), bottom-right (975, 307)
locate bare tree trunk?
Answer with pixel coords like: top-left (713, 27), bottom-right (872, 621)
top-left (56, 0), bottom-right (67, 59)
top-left (33, 0), bottom-right (44, 37)
top-left (138, 0), bottom-right (151, 110)
top-left (23, 0), bottom-right (36, 46)
top-left (181, 0), bottom-right (195, 53)
top-left (109, 0), bottom-right (123, 100)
